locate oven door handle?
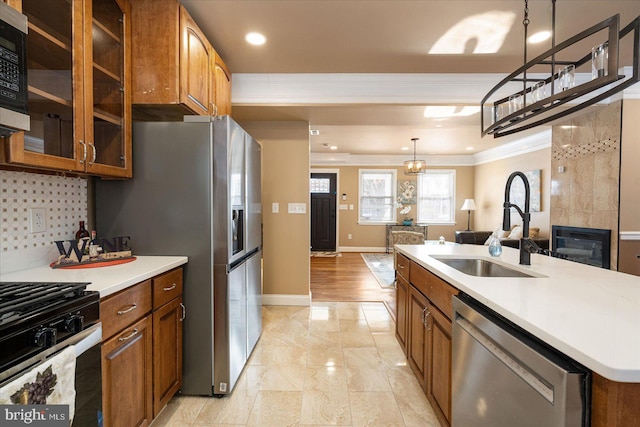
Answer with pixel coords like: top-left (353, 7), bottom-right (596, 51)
top-left (0, 323), bottom-right (102, 386)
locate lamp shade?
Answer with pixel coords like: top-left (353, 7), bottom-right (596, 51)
top-left (461, 199), bottom-right (477, 211)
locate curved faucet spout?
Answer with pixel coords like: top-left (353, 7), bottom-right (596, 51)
top-left (503, 171), bottom-right (533, 265)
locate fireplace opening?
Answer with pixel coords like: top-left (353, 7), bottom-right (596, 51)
top-left (551, 225), bottom-right (611, 269)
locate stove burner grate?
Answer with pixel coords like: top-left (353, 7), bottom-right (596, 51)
top-left (0, 282), bottom-right (90, 318)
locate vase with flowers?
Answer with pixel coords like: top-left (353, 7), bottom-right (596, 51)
top-left (398, 204), bottom-right (413, 225)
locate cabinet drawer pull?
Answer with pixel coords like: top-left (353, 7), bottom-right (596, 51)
top-left (79, 140), bottom-right (87, 164)
top-left (118, 328), bottom-right (139, 342)
top-left (398, 264), bottom-right (405, 269)
top-left (180, 303), bottom-right (186, 321)
top-left (117, 303), bottom-right (137, 315)
top-left (424, 309), bottom-right (432, 331)
top-left (163, 283), bottom-right (177, 291)
top-left (89, 143), bottom-right (96, 164)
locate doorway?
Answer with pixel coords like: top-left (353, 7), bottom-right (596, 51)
top-left (310, 172), bottom-right (337, 251)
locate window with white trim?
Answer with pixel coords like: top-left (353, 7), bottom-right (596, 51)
top-left (358, 169), bottom-right (397, 224)
top-left (416, 170), bottom-right (456, 224)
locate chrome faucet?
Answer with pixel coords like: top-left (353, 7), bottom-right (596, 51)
top-left (503, 171), bottom-right (541, 265)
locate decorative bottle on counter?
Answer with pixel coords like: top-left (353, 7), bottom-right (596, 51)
top-left (488, 233), bottom-right (502, 257)
top-left (75, 221), bottom-right (90, 240)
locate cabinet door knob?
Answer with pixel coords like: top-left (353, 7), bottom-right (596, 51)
top-left (117, 303), bottom-right (137, 315)
top-left (118, 328), bottom-right (139, 342)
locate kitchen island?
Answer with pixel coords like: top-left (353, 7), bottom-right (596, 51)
top-left (395, 243), bottom-right (640, 427)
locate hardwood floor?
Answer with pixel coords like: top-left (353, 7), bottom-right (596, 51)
top-left (310, 252), bottom-right (397, 320)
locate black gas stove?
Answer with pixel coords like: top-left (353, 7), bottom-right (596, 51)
top-left (0, 282), bottom-right (100, 378)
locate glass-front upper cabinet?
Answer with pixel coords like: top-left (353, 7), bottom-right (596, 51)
top-left (87, 0), bottom-right (131, 177)
top-left (4, 0), bottom-right (131, 177)
top-left (20, 0), bottom-right (80, 171)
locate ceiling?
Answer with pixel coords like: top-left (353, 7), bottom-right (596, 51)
top-left (181, 0), bottom-right (640, 158)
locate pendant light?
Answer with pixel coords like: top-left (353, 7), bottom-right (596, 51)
top-left (404, 138), bottom-right (426, 175)
top-left (481, 0), bottom-right (640, 138)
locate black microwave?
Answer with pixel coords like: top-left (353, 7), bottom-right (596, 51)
top-left (0, 2), bottom-right (29, 136)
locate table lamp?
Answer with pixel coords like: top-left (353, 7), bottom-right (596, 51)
top-left (460, 199), bottom-right (477, 231)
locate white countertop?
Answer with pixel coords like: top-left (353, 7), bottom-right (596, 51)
top-left (396, 243), bottom-right (640, 383)
top-left (0, 256), bottom-right (188, 298)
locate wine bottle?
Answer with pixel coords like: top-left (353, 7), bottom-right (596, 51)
top-left (75, 221), bottom-right (90, 240)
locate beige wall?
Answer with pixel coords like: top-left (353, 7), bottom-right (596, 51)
top-left (313, 165), bottom-right (475, 249)
top-left (620, 99), bottom-right (640, 231)
top-left (242, 121), bottom-right (310, 298)
top-left (474, 148), bottom-right (552, 237)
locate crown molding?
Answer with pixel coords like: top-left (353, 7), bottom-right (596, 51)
top-left (472, 129), bottom-right (552, 165)
top-left (310, 129), bottom-right (551, 167)
top-left (233, 73), bottom-right (508, 105)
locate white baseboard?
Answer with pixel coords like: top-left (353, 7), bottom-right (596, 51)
top-left (262, 293), bottom-right (311, 306)
top-left (339, 246), bottom-right (386, 253)
top-left (620, 232), bottom-right (640, 241)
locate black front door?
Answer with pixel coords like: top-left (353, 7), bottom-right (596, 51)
top-left (310, 173), bottom-right (337, 251)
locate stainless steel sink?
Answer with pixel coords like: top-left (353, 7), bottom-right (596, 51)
top-left (432, 257), bottom-right (537, 278)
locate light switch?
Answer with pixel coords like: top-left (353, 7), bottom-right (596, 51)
top-left (339, 204), bottom-right (348, 210)
top-left (288, 203), bottom-right (306, 214)
top-left (349, 204), bottom-right (354, 210)
top-left (272, 202), bottom-right (279, 213)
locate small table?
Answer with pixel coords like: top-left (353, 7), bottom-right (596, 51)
top-left (386, 224), bottom-right (428, 253)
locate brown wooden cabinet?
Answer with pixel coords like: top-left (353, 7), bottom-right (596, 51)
top-left (395, 252), bottom-right (410, 353)
top-left (396, 258), bottom-right (457, 427)
top-left (100, 267), bottom-right (184, 427)
top-left (151, 269), bottom-right (184, 417)
top-left (395, 274), bottom-right (409, 352)
top-left (102, 315), bottom-right (153, 427)
top-left (213, 52), bottom-right (232, 116)
top-left (131, 0), bottom-right (231, 120)
top-left (407, 285), bottom-right (429, 389)
top-left (100, 280), bottom-right (153, 427)
top-left (1, 0), bottom-right (132, 178)
top-left (426, 301), bottom-right (452, 426)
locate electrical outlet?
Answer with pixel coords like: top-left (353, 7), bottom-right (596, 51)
top-left (348, 233), bottom-right (352, 240)
top-left (29, 208), bottom-right (46, 233)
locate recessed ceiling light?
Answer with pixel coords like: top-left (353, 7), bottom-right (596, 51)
top-left (528, 31), bottom-right (551, 44)
top-left (310, 129), bottom-right (320, 136)
top-left (245, 32), bottom-right (266, 46)
top-left (329, 146), bottom-right (338, 150)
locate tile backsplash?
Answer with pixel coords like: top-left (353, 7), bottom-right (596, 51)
top-left (0, 170), bottom-right (88, 273)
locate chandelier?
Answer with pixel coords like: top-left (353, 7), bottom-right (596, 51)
top-left (481, 0), bottom-right (640, 138)
top-left (404, 138), bottom-right (426, 175)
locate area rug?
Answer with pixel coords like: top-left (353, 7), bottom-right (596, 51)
top-left (310, 251), bottom-right (342, 257)
top-left (361, 253), bottom-right (396, 288)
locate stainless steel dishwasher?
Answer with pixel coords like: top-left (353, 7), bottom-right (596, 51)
top-left (452, 294), bottom-right (590, 427)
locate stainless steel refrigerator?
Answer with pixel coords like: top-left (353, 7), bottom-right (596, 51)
top-left (95, 115), bottom-right (262, 396)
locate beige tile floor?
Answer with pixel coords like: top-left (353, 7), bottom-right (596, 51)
top-left (150, 302), bottom-right (441, 427)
